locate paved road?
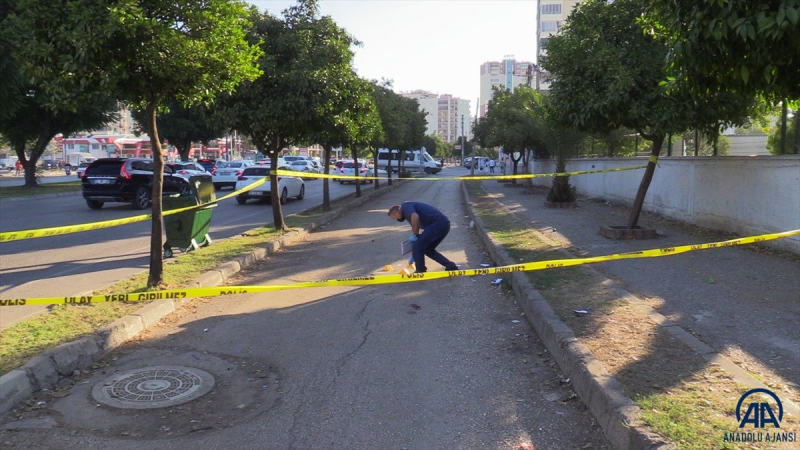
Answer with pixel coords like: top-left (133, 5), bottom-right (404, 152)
top-left (0, 177), bottom-right (366, 328)
top-left (0, 170), bottom-right (610, 449)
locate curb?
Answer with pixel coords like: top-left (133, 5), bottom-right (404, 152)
top-left (0, 180), bottom-right (405, 416)
top-left (459, 182), bottom-right (672, 450)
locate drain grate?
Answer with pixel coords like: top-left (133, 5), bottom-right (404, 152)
top-left (92, 366), bottom-right (215, 410)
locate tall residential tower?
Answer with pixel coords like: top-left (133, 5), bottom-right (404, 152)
top-left (536, 1), bottom-right (583, 91)
top-left (478, 56), bottom-right (534, 117)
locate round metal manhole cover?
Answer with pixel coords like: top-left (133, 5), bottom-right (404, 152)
top-left (91, 366), bottom-right (215, 410)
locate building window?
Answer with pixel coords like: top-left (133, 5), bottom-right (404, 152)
top-left (541, 4), bottom-right (561, 15)
top-left (541, 21), bottom-right (561, 32)
top-left (539, 37), bottom-right (550, 49)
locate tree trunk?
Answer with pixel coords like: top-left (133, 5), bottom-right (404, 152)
top-left (386, 153), bottom-right (393, 186)
top-left (793, 110), bottom-right (799, 155)
top-left (179, 138), bottom-right (192, 162)
top-left (322, 144), bottom-right (331, 212)
top-left (371, 149), bottom-right (380, 189)
top-left (270, 149), bottom-right (286, 231)
top-left (510, 152), bottom-right (522, 186)
top-left (626, 136), bottom-right (663, 229)
top-left (352, 147), bottom-right (361, 198)
top-left (146, 101), bottom-right (165, 288)
top-left (780, 100), bottom-right (788, 154)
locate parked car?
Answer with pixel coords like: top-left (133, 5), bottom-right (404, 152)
top-left (234, 166), bottom-right (304, 205)
top-left (212, 160), bottom-right (253, 190)
top-left (338, 160), bottom-right (373, 184)
top-left (76, 161), bottom-right (92, 178)
top-left (196, 159), bottom-right (217, 173)
top-left (81, 158), bottom-right (192, 210)
top-left (287, 160), bottom-right (318, 178)
top-left (282, 155), bottom-right (311, 164)
top-left (308, 160), bottom-right (324, 173)
top-left (166, 161), bottom-right (207, 181)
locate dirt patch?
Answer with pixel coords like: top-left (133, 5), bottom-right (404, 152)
top-left (466, 182), bottom-right (799, 449)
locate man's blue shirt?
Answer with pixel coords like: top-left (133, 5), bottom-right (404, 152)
top-left (400, 202), bottom-right (448, 228)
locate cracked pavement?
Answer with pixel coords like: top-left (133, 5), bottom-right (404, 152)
top-left (0, 177), bottom-right (610, 449)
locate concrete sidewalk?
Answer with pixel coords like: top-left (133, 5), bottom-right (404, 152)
top-left (477, 179), bottom-right (800, 413)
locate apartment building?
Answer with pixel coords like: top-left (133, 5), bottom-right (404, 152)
top-left (478, 56), bottom-right (535, 117)
top-left (400, 90), bottom-right (472, 143)
top-left (537, 0), bottom-right (583, 91)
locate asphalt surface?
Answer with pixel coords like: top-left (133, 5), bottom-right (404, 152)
top-left (0, 171), bottom-right (610, 449)
top-left (0, 176), bottom-right (363, 328)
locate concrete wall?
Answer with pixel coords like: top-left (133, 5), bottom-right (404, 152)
top-left (530, 156), bottom-right (800, 253)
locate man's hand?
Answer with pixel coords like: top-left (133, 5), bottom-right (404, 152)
top-left (409, 235), bottom-right (418, 242)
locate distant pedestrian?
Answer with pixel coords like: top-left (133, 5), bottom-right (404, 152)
top-left (14, 160), bottom-right (22, 177)
top-left (488, 158), bottom-right (496, 173)
top-left (388, 202), bottom-right (458, 273)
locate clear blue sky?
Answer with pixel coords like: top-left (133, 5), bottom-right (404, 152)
top-left (250, 0), bottom-right (538, 113)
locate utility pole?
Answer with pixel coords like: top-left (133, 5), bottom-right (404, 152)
top-left (460, 114), bottom-right (465, 166)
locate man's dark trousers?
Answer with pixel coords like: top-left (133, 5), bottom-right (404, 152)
top-left (412, 219), bottom-right (453, 272)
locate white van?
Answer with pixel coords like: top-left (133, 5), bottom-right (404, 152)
top-left (377, 148), bottom-right (442, 174)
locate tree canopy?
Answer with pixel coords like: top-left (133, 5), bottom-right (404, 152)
top-left (132, 102), bottom-right (223, 162)
top-left (542, 0), bottom-right (755, 228)
top-left (12, 0), bottom-right (262, 286)
top-left (649, 0), bottom-right (800, 102)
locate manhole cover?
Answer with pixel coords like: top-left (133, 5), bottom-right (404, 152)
top-left (91, 366), bottom-right (214, 410)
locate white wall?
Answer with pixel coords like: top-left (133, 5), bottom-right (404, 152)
top-left (530, 156), bottom-right (800, 253)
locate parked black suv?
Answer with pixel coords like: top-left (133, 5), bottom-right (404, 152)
top-left (82, 158), bottom-right (191, 210)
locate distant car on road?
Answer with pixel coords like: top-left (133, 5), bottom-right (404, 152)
top-left (212, 160), bottom-right (253, 190)
top-left (287, 160), bottom-right (318, 178)
top-left (81, 158), bottom-right (191, 210)
top-left (234, 166), bottom-right (304, 205)
top-left (338, 160), bottom-right (372, 185)
top-left (166, 162), bottom-right (207, 181)
top-left (196, 159), bottom-right (217, 173)
top-left (76, 162), bottom-right (92, 178)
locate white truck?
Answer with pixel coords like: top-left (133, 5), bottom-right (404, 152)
top-left (66, 152), bottom-right (96, 169)
top-left (377, 148), bottom-right (442, 174)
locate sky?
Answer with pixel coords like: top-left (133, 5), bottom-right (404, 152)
top-left (250, 0), bottom-right (538, 114)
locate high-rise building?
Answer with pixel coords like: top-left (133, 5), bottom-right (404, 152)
top-left (536, 1), bottom-right (584, 91)
top-left (478, 56), bottom-right (534, 117)
top-left (400, 90), bottom-right (472, 143)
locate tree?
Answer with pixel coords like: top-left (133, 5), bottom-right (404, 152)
top-left (421, 134), bottom-right (452, 158)
top-left (370, 81), bottom-right (426, 184)
top-left (13, 0), bottom-right (262, 287)
top-left (543, 0), bottom-right (754, 229)
top-left (1, 0), bottom-right (117, 186)
top-left (220, 0), bottom-right (365, 223)
top-left (650, 0), bottom-right (800, 102)
top-left (0, 0), bottom-right (24, 121)
top-left (131, 101), bottom-right (223, 162)
top-left (0, 91), bottom-right (117, 186)
top-left (473, 86), bottom-right (546, 185)
top-left (767, 107), bottom-right (799, 154)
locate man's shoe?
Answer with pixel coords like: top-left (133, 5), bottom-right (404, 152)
top-left (444, 264), bottom-right (458, 271)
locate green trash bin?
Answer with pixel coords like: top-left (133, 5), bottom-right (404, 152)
top-left (163, 174), bottom-right (217, 258)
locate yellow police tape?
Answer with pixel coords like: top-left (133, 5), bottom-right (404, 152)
top-left (0, 165), bottom-right (645, 243)
top-left (2, 228), bottom-right (796, 307)
top-left (0, 177), bottom-right (269, 243)
top-left (276, 164), bottom-right (648, 182)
